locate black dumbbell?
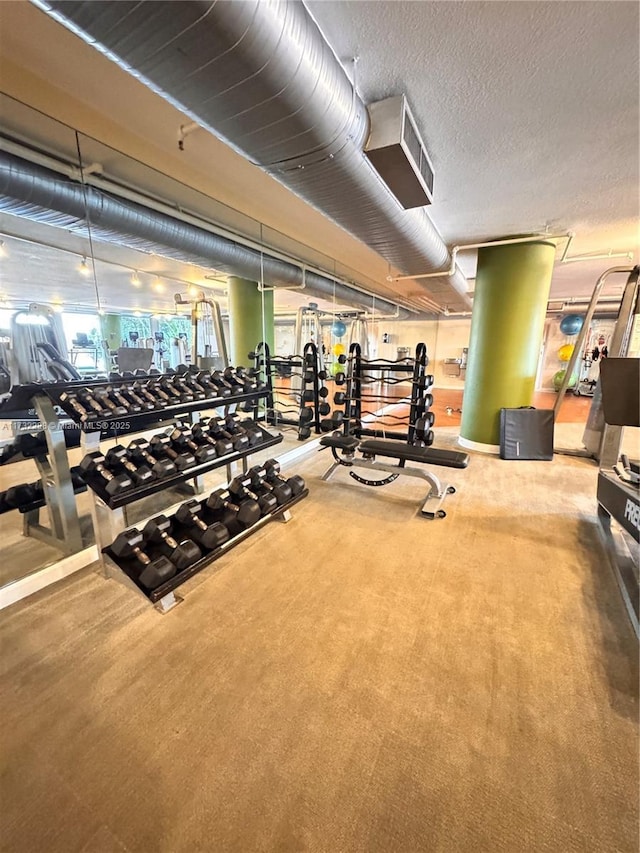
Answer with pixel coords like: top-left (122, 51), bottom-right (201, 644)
top-left (158, 375), bottom-right (192, 403)
top-left (193, 371), bottom-right (218, 396)
top-left (229, 474), bottom-right (277, 515)
top-left (175, 500), bottom-right (230, 550)
top-left (131, 380), bottom-right (165, 409)
top-left (142, 515), bottom-right (202, 569)
top-left (173, 373), bottom-right (205, 401)
top-left (222, 367), bottom-right (245, 394)
top-left (206, 488), bottom-right (261, 529)
top-left (263, 459), bottom-right (305, 496)
top-left (209, 372), bottom-right (233, 397)
top-left (181, 372), bottom-right (214, 399)
top-left (93, 387), bottom-right (129, 417)
top-left (318, 402), bottom-right (331, 416)
top-left (150, 434), bottom-right (196, 470)
top-left (105, 445), bottom-right (155, 486)
top-left (107, 385), bottom-right (141, 414)
top-left (79, 452), bottom-right (133, 495)
top-left (145, 379), bottom-right (172, 405)
top-left (247, 465), bottom-right (292, 506)
top-left (119, 385), bottom-right (155, 412)
top-left (241, 422), bottom-right (264, 446)
top-left (334, 372), bottom-right (346, 385)
top-left (4, 481), bottom-right (40, 509)
top-left (111, 528), bottom-right (176, 590)
top-left (224, 415), bottom-right (263, 446)
top-left (208, 418), bottom-right (249, 452)
top-left (191, 423), bottom-right (233, 457)
top-left (169, 426), bottom-right (217, 463)
top-left (128, 439), bottom-right (177, 478)
top-left (77, 389), bottom-right (111, 418)
top-left (59, 391), bottom-right (98, 422)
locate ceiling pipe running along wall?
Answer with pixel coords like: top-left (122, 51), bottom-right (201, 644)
top-left (36, 0), bottom-right (471, 313)
top-left (0, 149), bottom-right (414, 317)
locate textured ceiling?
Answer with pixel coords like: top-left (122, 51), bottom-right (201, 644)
top-left (0, 0), bottom-right (638, 314)
top-left (306, 0), bottom-right (639, 252)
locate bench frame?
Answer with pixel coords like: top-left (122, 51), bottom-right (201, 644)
top-left (320, 443), bottom-right (456, 519)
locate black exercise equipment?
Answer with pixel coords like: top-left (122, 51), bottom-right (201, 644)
top-left (119, 384), bottom-right (155, 412)
top-left (175, 500), bottom-right (230, 549)
top-left (105, 445), bottom-right (155, 485)
top-left (142, 515), bottom-right (202, 569)
top-left (263, 458), bottom-right (305, 496)
top-left (229, 474), bottom-right (278, 515)
top-left (93, 388), bottom-right (128, 418)
top-left (128, 439), bottom-right (177, 478)
top-left (208, 417), bottom-right (249, 452)
top-left (247, 465), bottom-right (292, 505)
top-left (79, 452), bottom-right (133, 495)
top-left (206, 488), bottom-right (261, 529)
top-left (191, 423), bottom-right (233, 457)
top-left (111, 529), bottom-right (176, 590)
top-left (59, 391), bottom-right (97, 422)
top-left (150, 434), bottom-right (196, 471)
top-left (169, 426), bottom-right (217, 463)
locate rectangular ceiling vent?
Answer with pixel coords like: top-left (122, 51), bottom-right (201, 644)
top-left (547, 300), bottom-right (565, 312)
top-left (364, 95), bottom-right (434, 209)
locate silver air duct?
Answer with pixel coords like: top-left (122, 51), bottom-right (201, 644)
top-left (37, 0), bottom-right (471, 311)
top-left (0, 149), bottom-right (408, 316)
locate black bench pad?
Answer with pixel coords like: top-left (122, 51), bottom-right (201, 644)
top-left (320, 433), bottom-right (360, 451)
top-left (358, 439), bottom-right (469, 469)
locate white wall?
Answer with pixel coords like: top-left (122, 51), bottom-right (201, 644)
top-left (370, 317), bottom-right (471, 389)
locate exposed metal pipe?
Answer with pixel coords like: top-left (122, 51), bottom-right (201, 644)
top-left (0, 148), bottom-right (414, 317)
top-left (36, 0), bottom-right (471, 312)
top-left (392, 232), bottom-right (575, 282)
top-left (561, 249), bottom-right (634, 264)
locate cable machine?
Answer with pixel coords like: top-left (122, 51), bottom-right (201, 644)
top-left (174, 291), bottom-right (229, 370)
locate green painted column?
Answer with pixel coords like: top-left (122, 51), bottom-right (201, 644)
top-left (459, 240), bottom-right (556, 451)
top-left (100, 313), bottom-right (122, 350)
top-left (227, 276), bottom-right (274, 366)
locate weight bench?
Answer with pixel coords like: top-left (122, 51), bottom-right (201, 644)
top-left (319, 432), bottom-right (469, 518)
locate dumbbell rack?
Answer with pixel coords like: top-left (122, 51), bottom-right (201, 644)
top-left (102, 486), bottom-right (309, 612)
top-left (0, 390), bottom-right (85, 554)
top-left (337, 342), bottom-right (435, 444)
top-left (252, 341), bottom-right (326, 439)
top-left (0, 374), bottom-right (275, 556)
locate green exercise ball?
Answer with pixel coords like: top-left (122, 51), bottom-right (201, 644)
top-left (553, 369), bottom-right (578, 391)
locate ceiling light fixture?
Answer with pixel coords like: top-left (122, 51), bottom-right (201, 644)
top-left (131, 270), bottom-right (141, 286)
top-left (152, 278), bottom-right (166, 293)
top-left (79, 256), bottom-right (91, 277)
top-left (0, 240), bottom-right (7, 258)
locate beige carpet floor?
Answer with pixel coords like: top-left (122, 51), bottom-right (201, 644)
top-left (0, 425), bottom-right (637, 852)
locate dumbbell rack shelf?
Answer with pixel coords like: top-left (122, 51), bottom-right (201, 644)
top-left (0, 380), bottom-right (266, 435)
top-left (52, 388), bottom-right (267, 433)
top-left (103, 488), bottom-right (309, 610)
top-left (82, 426), bottom-right (283, 509)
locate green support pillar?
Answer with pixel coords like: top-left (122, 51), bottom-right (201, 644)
top-left (459, 239), bottom-right (556, 451)
top-left (227, 276), bottom-right (274, 365)
top-left (100, 313), bottom-right (122, 350)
